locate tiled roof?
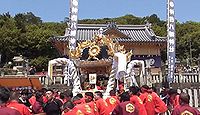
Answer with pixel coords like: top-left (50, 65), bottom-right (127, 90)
top-left (50, 23), bottom-right (166, 43)
top-left (50, 35), bottom-right (70, 42)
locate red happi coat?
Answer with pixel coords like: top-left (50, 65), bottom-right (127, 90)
top-left (7, 100), bottom-right (32, 115)
top-left (112, 101), bottom-right (139, 115)
top-left (130, 95), bottom-right (147, 115)
top-left (151, 92), bottom-right (167, 114)
top-left (139, 92), bottom-right (167, 115)
top-left (0, 105), bottom-right (21, 115)
top-left (105, 96), bottom-right (120, 113)
top-left (63, 106), bottom-right (83, 115)
top-left (170, 94), bottom-right (180, 108)
top-left (95, 98), bottom-right (110, 115)
top-left (87, 101), bottom-right (99, 115)
top-left (172, 104), bottom-right (200, 115)
top-left (75, 103), bottom-right (95, 115)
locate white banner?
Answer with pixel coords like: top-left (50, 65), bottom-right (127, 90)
top-left (69, 0), bottom-right (79, 50)
top-left (167, 0), bottom-right (176, 82)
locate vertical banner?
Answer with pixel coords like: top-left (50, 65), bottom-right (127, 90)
top-left (69, 0), bottom-right (79, 50)
top-left (167, 0), bottom-right (176, 83)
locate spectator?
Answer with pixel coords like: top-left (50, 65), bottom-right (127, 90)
top-left (43, 89), bottom-right (63, 115)
top-left (29, 66), bottom-right (36, 75)
top-left (168, 89), bottom-right (180, 111)
top-left (32, 91), bottom-right (45, 114)
top-left (19, 89), bottom-right (32, 108)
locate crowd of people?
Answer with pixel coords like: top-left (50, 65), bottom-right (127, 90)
top-left (0, 85), bottom-right (200, 115)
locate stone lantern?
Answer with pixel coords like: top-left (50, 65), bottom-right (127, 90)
top-left (13, 55), bottom-right (24, 75)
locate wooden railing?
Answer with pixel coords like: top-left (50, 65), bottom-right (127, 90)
top-left (177, 88), bottom-right (200, 108)
top-left (150, 72), bottom-right (200, 84)
top-left (150, 73), bottom-right (200, 113)
top-left (38, 75), bottom-right (65, 85)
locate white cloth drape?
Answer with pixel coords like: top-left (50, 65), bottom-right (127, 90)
top-left (114, 52), bottom-right (127, 79)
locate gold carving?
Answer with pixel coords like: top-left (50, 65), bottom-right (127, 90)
top-left (89, 45), bottom-right (100, 59)
top-left (69, 34), bottom-right (132, 59)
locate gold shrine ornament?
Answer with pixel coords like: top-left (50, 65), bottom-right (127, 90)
top-left (89, 45), bottom-right (100, 57)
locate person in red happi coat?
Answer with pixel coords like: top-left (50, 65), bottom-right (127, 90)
top-left (85, 92), bottom-right (99, 115)
top-left (112, 91), bottom-right (139, 115)
top-left (129, 86), bottom-right (147, 115)
top-left (168, 89), bottom-right (180, 110)
top-left (7, 91), bottom-right (31, 115)
top-left (72, 95), bottom-right (95, 115)
top-left (94, 91), bottom-right (110, 115)
top-left (62, 100), bottom-right (81, 115)
top-left (0, 87), bottom-right (21, 115)
top-left (139, 85), bottom-right (167, 115)
top-left (105, 90), bottom-right (120, 113)
top-left (172, 92), bottom-right (200, 115)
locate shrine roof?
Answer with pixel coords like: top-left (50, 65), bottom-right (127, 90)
top-left (50, 22), bottom-right (166, 43)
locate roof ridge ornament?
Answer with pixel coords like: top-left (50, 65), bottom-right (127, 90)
top-left (98, 27), bottom-right (104, 37)
top-left (144, 20), bottom-right (152, 29)
top-left (144, 20), bottom-right (155, 38)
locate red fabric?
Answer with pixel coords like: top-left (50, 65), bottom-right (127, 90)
top-left (0, 106), bottom-right (21, 115)
top-left (95, 98), bottom-right (110, 115)
top-left (29, 96), bottom-right (36, 106)
top-left (75, 103), bottom-right (95, 115)
top-left (80, 98), bottom-right (86, 104)
top-left (151, 92), bottom-right (167, 114)
top-left (119, 84), bottom-right (124, 91)
top-left (139, 92), bottom-right (156, 115)
top-left (97, 86), bottom-right (102, 90)
top-left (173, 95), bottom-right (180, 108)
top-left (105, 96), bottom-right (120, 113)
top-left (130, 95), bottom-right (147, 115)
top-left (42, 96), bottom-right (48, 103)
top-left (87, 101), bottom-right (99, 115)
top-left (32, 101), bottom-right (44, 114)
top-left (172, 104), bottom-right (200, 115)
top-left (112, 101), bottom-right (138, 115)
top-left (63, 107), bottom-right (83, 115)
top-left (7, 100), bottom-right (31, 115)
top-left (139, 92), bottom-right (167, 115)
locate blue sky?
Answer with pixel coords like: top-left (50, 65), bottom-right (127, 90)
top-left (0, 0), bottom-right (199, 23)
